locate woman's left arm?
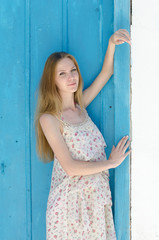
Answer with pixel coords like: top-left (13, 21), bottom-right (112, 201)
top-left (83, 29), bottom-right (131, 108)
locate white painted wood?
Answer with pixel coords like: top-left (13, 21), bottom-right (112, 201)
top-left (131, 0), bottom-right (159, 239)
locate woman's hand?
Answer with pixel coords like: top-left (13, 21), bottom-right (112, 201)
top-left (109, 29), bottom-right (131, 46)
top-left (108, 136), bottom-right (131, 168)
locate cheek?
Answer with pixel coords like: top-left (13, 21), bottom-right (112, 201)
top-left (55, 78), bottom-right (67, 89)
top-left (74, 72), bottom-right (79, 79)
top-left (55, 79), bottom-right (62, 90)
top-left (55, 79), bottom-right (60, 87)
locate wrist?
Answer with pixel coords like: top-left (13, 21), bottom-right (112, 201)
top-left (108, 157), bottom-right (115, 169)
top-left (109, 37), bottom-right (115, 46)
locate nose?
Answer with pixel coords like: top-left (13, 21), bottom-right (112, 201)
top-left (67, 72), bottom-right (74, 80)
top-left (67, 72), bottom-right (76, 86)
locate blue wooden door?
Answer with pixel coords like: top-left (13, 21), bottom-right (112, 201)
top-left (0, 0), bottom-right (130, 239)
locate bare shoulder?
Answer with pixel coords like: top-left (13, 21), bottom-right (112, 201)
top-left (39, 113), bottom-right (73, 176)
top-left (39, 113), bottom-right (63, 134)
top-left (40, 113), bottom-right (57, 123)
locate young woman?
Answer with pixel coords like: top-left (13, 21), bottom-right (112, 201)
top-left (34, 29), bottom-right (131, 239)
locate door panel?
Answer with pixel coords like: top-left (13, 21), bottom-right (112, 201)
top-left (0, 1), bottom-right (130, 239)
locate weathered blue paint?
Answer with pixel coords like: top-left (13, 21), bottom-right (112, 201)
top-left (113, 0), bottom-right (131, 239)
top-left (0, 0), bottom-right (28, 239)
top-left (0, 0), bottom-right (130, 239)
top-left (25, 0), bottom-right (32, 239)
top-left (30, 1), bottom-right (63, 239)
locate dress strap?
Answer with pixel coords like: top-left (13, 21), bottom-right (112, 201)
top-left (54, 103), bottom-right (87, 127)
top-left (54, 113), bottom-right (67, 126)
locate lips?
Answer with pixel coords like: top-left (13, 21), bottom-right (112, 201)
top-left (68, 82), bottom-right (76, 86)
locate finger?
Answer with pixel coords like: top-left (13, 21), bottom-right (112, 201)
top-left (124, 149), bottom-right (132, 158)
top-left (118, 37), bottom-right (131, 46)
top-left (119, 40), bottom-right (125, 44)
top-left (116, 137), bottom-right (124, 149)
top-left (122, 140), bottom-right (131, 153)
top-left (117, 30), bottom-right (131, 41)
top-left (112, 145), bottom-right (115, 151)
top-left (119, 136), bottom-right (129, 150)
top-left (118, 29), bottom-right (131, 40)
top-left (118, 33), bottom-right (131, 44)
top-left (116, 136), bottom-right (127, 149)
top-left (122, 29), bottom-right (131, 39)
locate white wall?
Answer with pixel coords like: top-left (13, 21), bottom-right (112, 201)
top-left (131, 0), bottom-right (159, 239)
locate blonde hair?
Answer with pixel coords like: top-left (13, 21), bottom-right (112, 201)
top-left (34, 52), bottom-right (84, 163)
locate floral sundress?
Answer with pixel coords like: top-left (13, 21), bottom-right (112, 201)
top-left (46, 103), bottom-right (117, 240)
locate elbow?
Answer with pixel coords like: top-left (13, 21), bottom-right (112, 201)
top-left (63, 166), bottom-right (72, 176)
top-left (66, 166), bottom-right (74, 177)
top-left (67, 158), bottom-right (77, 177)
top-left (67, 168), bottom-right (75, 177)
top-left (67, 170), bottom-right (73, 176)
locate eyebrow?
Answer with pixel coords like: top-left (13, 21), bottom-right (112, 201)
top-left (57, 65), bottom-right (76, 72)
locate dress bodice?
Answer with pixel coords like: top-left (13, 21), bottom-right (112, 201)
top-left (51, 103), bottom-right (109, 190)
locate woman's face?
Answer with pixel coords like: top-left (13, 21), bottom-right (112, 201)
top-left (55, 57), bottom-right (79, 94)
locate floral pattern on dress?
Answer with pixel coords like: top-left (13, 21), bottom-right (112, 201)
top-left (46, 104), bottom-right (117, 240)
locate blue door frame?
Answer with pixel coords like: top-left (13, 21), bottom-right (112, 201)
top-left (0, 1), bottom-right (131, 239)
top-left (113, 1), bottom-right (131, 239)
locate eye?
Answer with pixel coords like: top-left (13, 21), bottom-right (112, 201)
top-left (72, 68), bottom-right (77, 72)
top-left (59, 72), bottom-right (65, 75)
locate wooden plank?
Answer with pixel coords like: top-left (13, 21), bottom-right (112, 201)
top-left (100, 0), bottom-right (115, 214)
top-left (68, 0), bottom-right (116, 224)
top-left (68, 0), bottom-right (101, 125)
top-left (113, 0), bottom-right (131, 239)
top-left (62, 0), bottom-right (68, 51)
top-left (25, 0), bottom-right (32, 239)
top-left (0, 0), bottom-right (27, 239)
top-left (30, 1), bottom-right (63, 239)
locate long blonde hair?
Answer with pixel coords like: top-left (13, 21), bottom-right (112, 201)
top-left (34, 52), bottom-right (84, 163)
